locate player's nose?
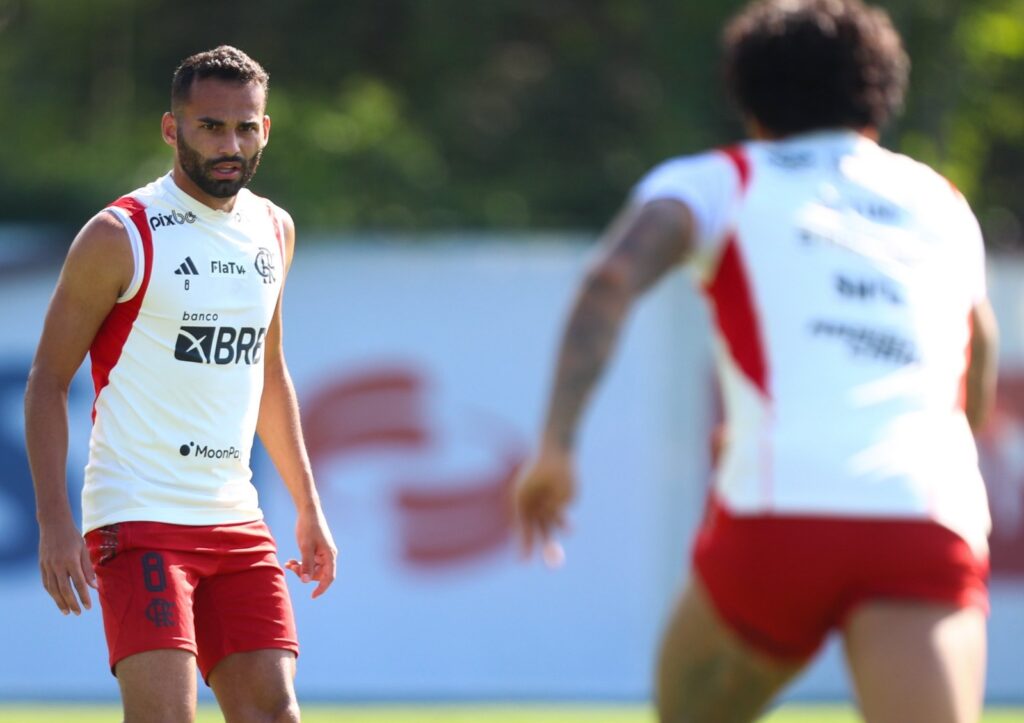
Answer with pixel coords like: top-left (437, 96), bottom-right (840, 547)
top-left (219, 131), bottom-right (243, 156)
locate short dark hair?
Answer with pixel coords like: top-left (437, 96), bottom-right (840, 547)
top-left (171, 45), bottom-right (270, 110)
top-left (723, 0), bottom-right (909, 136)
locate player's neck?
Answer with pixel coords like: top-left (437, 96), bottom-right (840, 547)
top-left (748, 122), bottom-right (880, 142)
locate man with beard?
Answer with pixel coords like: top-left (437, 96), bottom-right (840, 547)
top-left (25, 46), bottom-right (336, 722)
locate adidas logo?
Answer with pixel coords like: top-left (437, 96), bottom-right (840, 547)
top-left (174, 257), bottom-right (200, 276)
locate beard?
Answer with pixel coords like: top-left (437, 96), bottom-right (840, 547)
top-left (176, 133), bottom-right (263, 199)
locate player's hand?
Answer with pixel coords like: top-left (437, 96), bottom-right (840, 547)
top-left (38, 517), bottom-right (96, 616)
top-left (286, 505), bottom-right (337, 599)
top-left (513, 442), bottom-right (576, 567)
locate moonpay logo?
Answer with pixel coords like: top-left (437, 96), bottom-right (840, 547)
top-left (179, 441), bottom-right (242, 460)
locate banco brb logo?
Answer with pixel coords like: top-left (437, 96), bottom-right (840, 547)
top-left (174, 326), bottom-right (267, 364)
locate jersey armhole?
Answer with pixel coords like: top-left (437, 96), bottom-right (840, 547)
top-left (263, 201), bottom-right (287, 264)
top-left (104, 206), bottom-right (144, 303)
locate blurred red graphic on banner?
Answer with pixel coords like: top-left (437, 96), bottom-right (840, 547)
top-left (302, 366), bottom-right (524, 570)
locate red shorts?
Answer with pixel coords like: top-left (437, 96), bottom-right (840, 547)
top-left (85, 520), bottom-right (298, 682)
top-left (693, 501), bottom-right (989, 661)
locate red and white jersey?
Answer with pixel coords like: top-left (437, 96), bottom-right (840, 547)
top-left (634, 130), bottom-right (991, 553)
top-left (82, 173), bottom-right (287, 533)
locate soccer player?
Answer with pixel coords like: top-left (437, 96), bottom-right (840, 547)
top-left (514, 1), bottom-right (997, 721)
top-left (25, 46), bottom-right (336, 722)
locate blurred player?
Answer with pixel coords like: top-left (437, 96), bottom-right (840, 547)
top-left (514, 1), bottom-right (997, 721)
top-left (25, 46), bottom-right (336, 722)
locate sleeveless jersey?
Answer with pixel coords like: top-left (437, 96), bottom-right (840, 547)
top-left (82, 172), bottom-right (287, 533)
top-left (633, 130), bottom-right (991, 554)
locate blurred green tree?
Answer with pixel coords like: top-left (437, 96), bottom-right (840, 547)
top-left (0, 0), bottom-right (1019, 246)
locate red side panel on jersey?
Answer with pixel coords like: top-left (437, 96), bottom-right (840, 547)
top-left (705, 145), bottom-right (768, 396)
top-left (90, 196), bottom-right (154, 421)
top-left (720, 145), bottom-right (752, 191)
top-left (706, 237), bottom-right (770, 397)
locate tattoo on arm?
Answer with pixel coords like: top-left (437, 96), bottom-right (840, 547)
top-left (542, 200), bottom-right (694, 449)
top-left (544, 264), bottom-right (632, 449)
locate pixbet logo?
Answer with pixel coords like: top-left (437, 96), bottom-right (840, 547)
top-left (179, 441), bottom-right (242, 460)
top-left (149, 209), bottom-right (197, 231)
top-left (174, 325), bottom-right (267, 365)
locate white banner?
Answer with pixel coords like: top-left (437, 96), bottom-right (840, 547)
top-left (1, 240), bottom-right (1022, 702)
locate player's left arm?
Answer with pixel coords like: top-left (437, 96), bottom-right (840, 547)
top-left (965, 299), bottom-right (998, 433)
top-left (256, 208), bottom-right (337, 598)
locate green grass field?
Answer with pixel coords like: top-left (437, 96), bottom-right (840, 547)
top-left (1, 704), bottom-right (1022, 722)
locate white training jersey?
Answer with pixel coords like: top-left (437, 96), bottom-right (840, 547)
top-left (82, 172), bottom-right (287, 533)
top-left (633, 130), bottom-right (991, 554)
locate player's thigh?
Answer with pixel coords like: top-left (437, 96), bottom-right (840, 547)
top-left (842, 601), bottom-right (986, 723)
top-left (116, 648), bottom-right (197, 723)
top-left (657, 577), bottom-right (805, 723)
top-left (209, 648), bottom-right (299, 723)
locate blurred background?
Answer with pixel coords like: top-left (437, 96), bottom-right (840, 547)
top-left (2, 0), bottom-right (1023, 237)
top-left (2, 0), bottom-right (1024, 715)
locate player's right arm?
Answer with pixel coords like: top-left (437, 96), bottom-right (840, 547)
top-left (965, 299), bottom-right (998, 433)
top-left (24, 211), bottom-right (133, 615)
top-left (514, 198), bottom-right (697, 559)
top-left (955, 191), bottom-right (998, 435)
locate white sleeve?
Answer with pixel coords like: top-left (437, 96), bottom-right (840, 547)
top-left (630, 150), bottom-right (742, 255)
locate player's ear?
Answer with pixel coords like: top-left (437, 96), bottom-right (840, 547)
top-left (161, 112), bottom-right (178, 148)
top-left (261, 114), bottom-right (271, 148)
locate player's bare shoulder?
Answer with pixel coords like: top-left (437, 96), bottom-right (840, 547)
top-left (248, 190), bottom-right (296, 266)
top-left (274, 205), bottom-right (296, 250)
top-left (269, 202), bottom-right (297, 267)
top-left (63, 209), bottom-right (135, 301)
